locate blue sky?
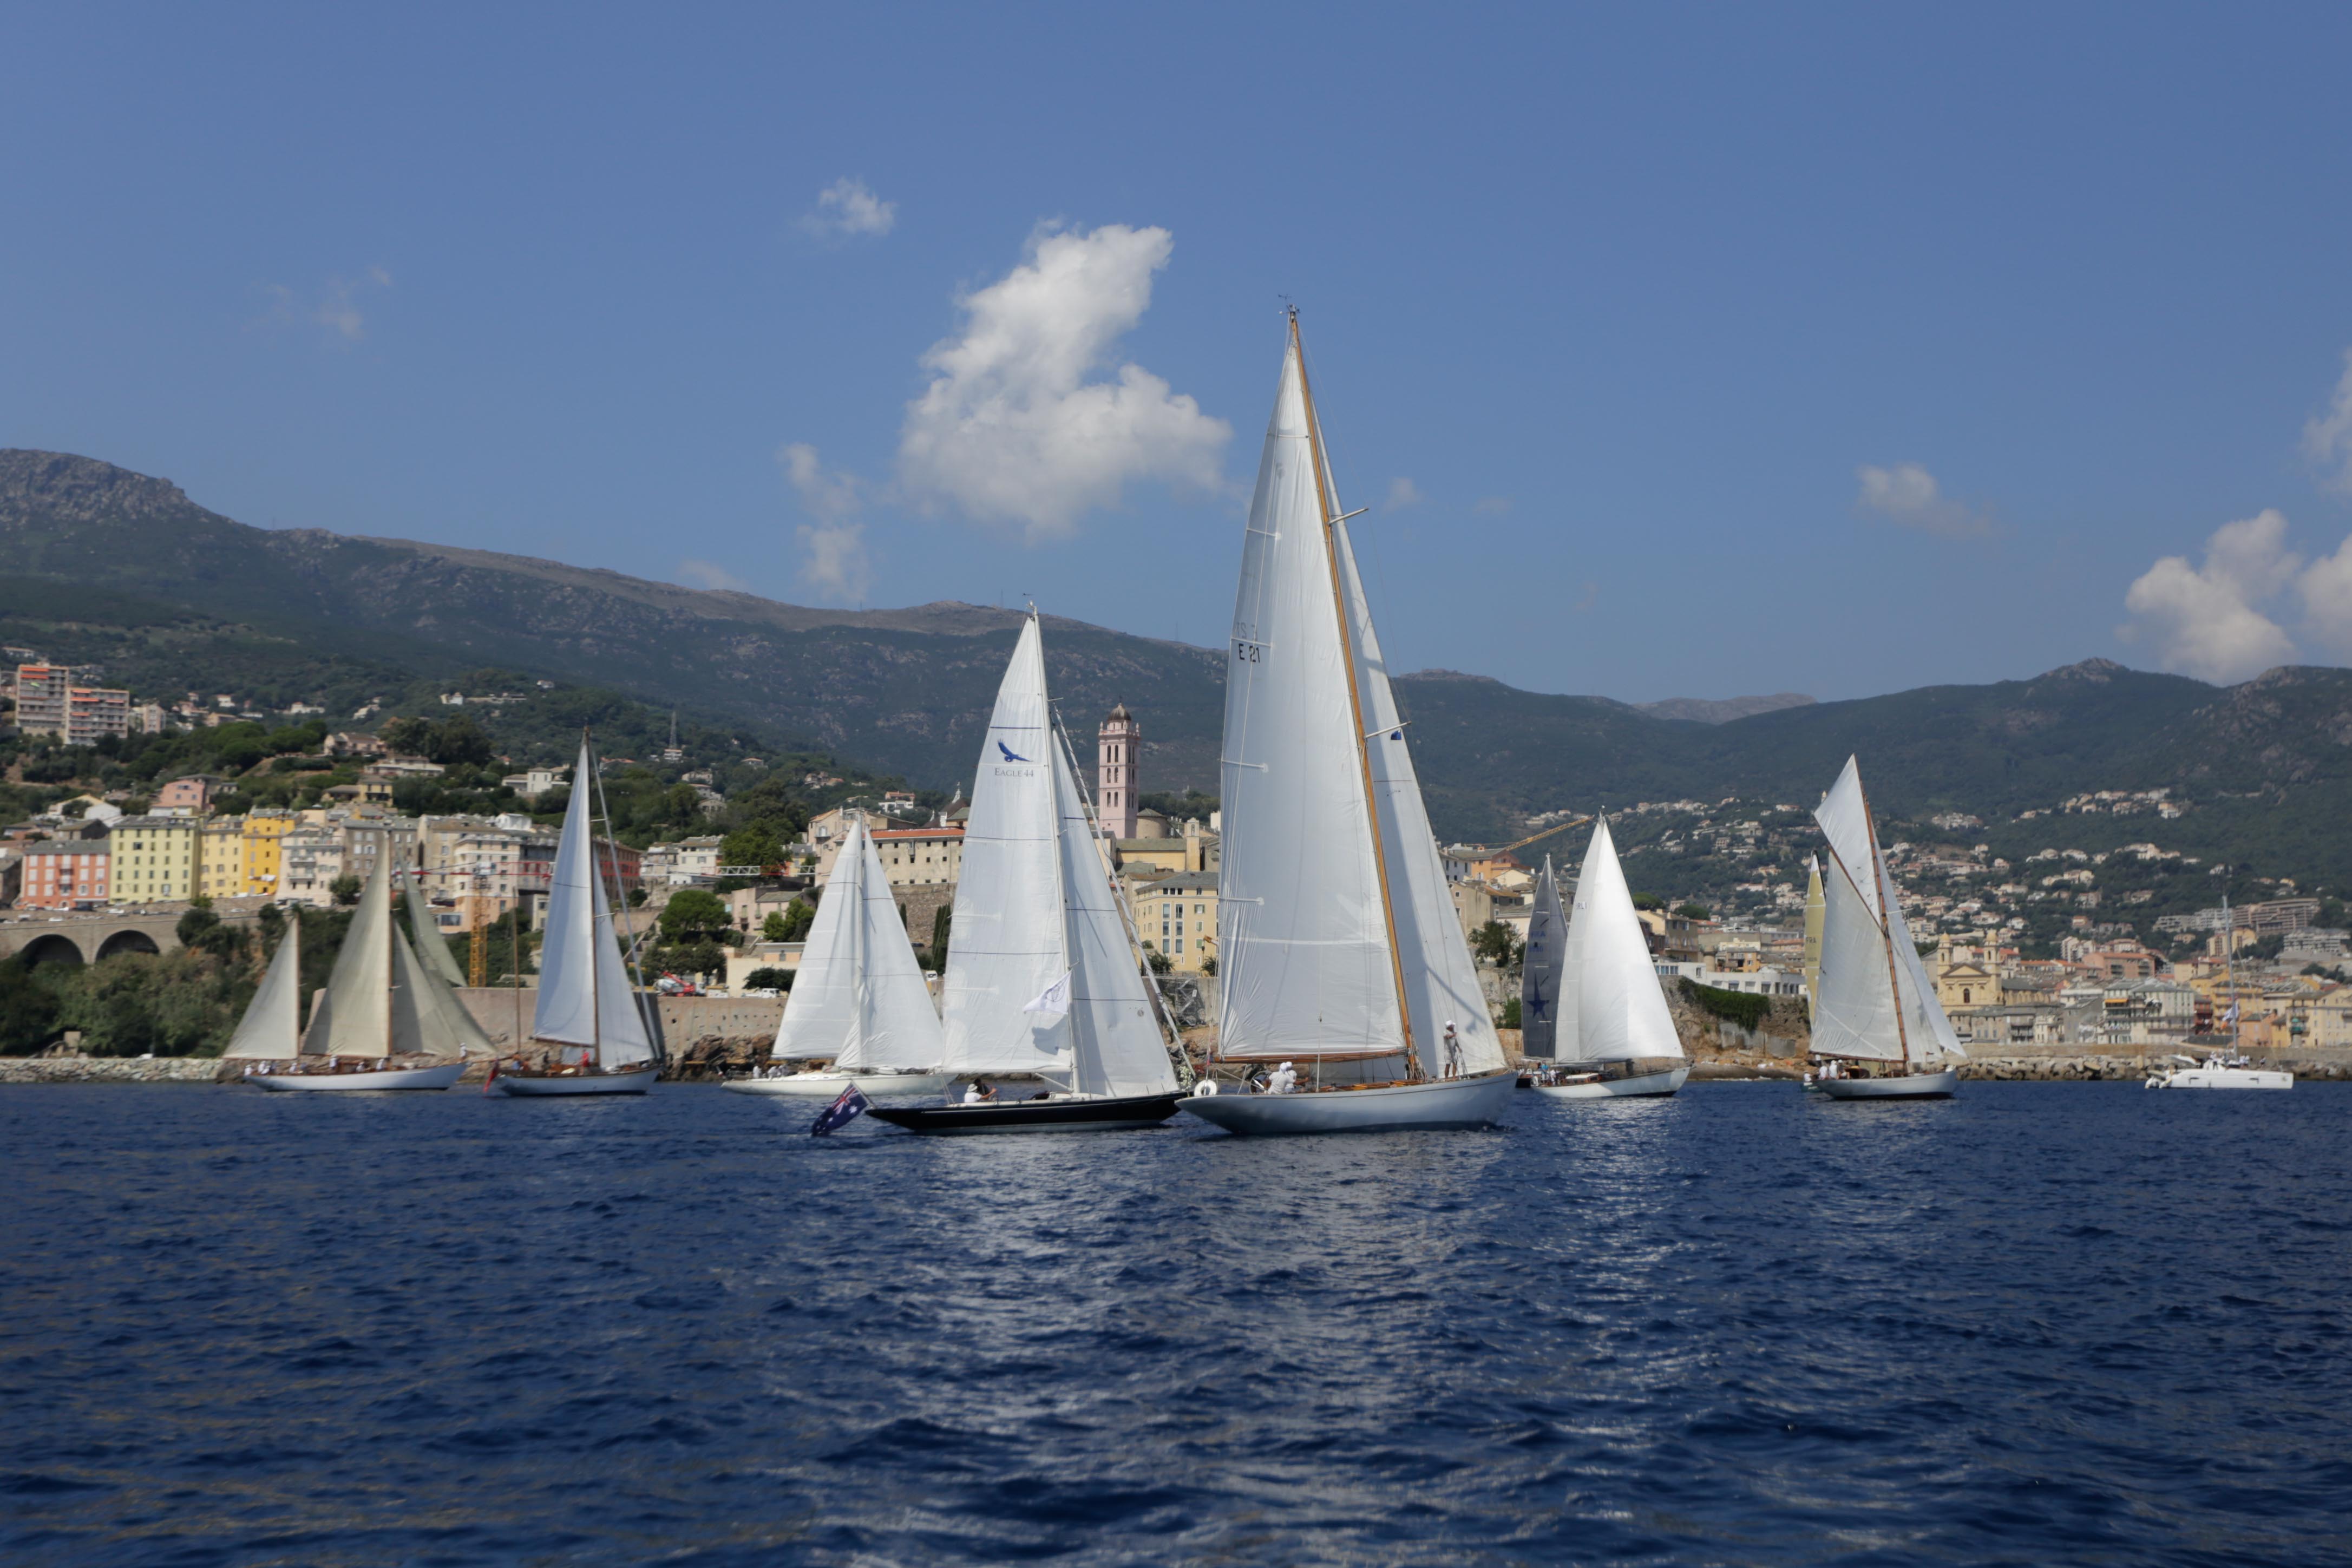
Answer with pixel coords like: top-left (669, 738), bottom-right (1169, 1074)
top-left (8, 4), bottom-right (2352, 703)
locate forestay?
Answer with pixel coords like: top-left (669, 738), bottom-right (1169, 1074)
top-left (224, 915), bottom-right (302, 1060)
top-left (1519, 857), bottom-right (1565, 1060)
top-left (1564, 818), bottom-right (1684, 1065)
top-left (532, 739), bottom-right (657, 1068)
top-left (1051, 725), bottom-right (1177, 1098)
top-left (940, 617), bottom-right (1075, 1078)
top-left (774, 818), bottom-right (943, 1071)
top-left (1216, 334), bottom-right (1407, 1062)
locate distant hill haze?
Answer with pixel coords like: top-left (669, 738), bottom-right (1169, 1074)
top-left (6, 450), bottom-right (2352, 870)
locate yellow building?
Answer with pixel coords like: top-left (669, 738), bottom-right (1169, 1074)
top-left (110, 815), bottom-right (201, 903)
top-left (1134, 870), bottom-right (1217, 974)
top-left (199, 819), bottom-right (246, 900)
top-left (241, 810), bottom-right (296, 898)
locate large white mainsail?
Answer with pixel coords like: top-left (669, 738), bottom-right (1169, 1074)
top-left (1563, 818), bottom-right (1684, 1066)
top-left (402, 867), bottom-right (468, 988)
top-left (1811, 757), bottom-right (1966, 1066)
top-left (771, 817), bottom-right (942, 1071)
top-left (1218, 328), bottom-right (1416, 1068)
top-left (532, 739), bottom-right (657, 1068)
top-left (1050, 723), bottom-right (1178, 1098)
top-left (224, 914), bottom-right (303, 1060)
top-left (939, 616), bottom-right (1073, 1079)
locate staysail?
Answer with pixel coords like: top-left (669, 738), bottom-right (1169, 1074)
top-left (1050, 722), bottom-right (1178, 1098)
top-left (532, 739), bottom-right (657, 1068)
top-left (402, 867), bottom-right (468, 987)
top-left (224, 913), bottom-right (303, 1060)
top-left (1520, 856), bottom-right (1565, 1060)
top-left (1562, 817), bottom-right (1684, 1065)
top-left (771, 817), bottom-right (943, 1071)
top-left (1219, 319), bottom-right (1495, 1077)
top-left (939, 616), bottom-right (1073, 1079)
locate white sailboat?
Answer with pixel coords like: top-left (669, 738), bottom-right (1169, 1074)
top-left (251, 857), bottom-right (493, 1090)
top-left (869, 614), bottom-right (1185, 1134)
top-left (1532, 818), bottom-right (1689, 1099)
top-left (2146, 897), bottom-right (2293, 1090)
top-left (1807, 756), bottom-right (1964, 1099)
top-left (494, 736), bottom-right (661, 1095)
top-left (1179, 312), bottom-right (1515, 1135)
top-left (225, 910), bottom-right (303, 1074)
top-left (725, 816), bottom-right (950, 1098)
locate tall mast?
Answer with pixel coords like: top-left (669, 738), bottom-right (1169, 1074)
top-left (1290, 309), bottom-right (1417, 1074)
top-left (1035, 611), bottom-right (1078, 1094)
top-left (585, 729), bottom-right (599, 1065)
top-left (1857, 776), bottom-right (1911, 1070)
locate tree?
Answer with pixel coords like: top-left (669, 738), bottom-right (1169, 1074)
top-left (722, 825), bottom-right (783, 871)
top-left (1631, 892), bottom-right (1666, 911)
top-left (1674, 902), bottom-right (1712, 921)
top-left (175, 900), bottom-right (221, 947)
top-left (742, 966), bottom-right (793, 992)
top-left (330, 874), bottom-right (363, 906)
top-left (658, 888), bottom-right (732, 944)
top-left (1145, 947), bottom-right (1173, 974)
top-left (1501, 996), bottom-right (1522, 1029)
top-left (761, 910), bottom-right (790, 942)
top-left (779, 897), bottom-right (816, 943)
top-left (1472, 920), bottom-right (1516, 967)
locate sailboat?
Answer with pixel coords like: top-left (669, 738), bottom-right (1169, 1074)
top-left (402, 863), bottom-right (469, 987)
top-left (2146, 896), bottom-right (2293, 1090)
top-left (1807, 756), bottom-right (1965, 1099)
top-left (224, 911), bottom-right (303, 1075)
top-left (494, 736), bottom-right (662, 1095)
top-left (1178, 312), bottom-right (1517, 1135)
top-left (868, 614), bottom-right (1187, 1134)
top-left (250, 857), bottom-right (494, 1090)
top-left (1519, 856), bottom-right (1565, 1064)
top-left (1801, 853), bottom-right (1824, 1022)
top-left (724, 815), bottom-right (951, 1098)
top-left (1532, 818), bottom-right (1690, 1098)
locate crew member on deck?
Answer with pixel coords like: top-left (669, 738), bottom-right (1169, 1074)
top-left (1443, 1021), bottom-right (1462, 1079)
top-left (1268, 1061), bottom-right (1299, 1094)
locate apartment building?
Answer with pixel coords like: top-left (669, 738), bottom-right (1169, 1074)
top-left (16, 664), bottom-right (131, 745)
top-left (19, 837), bottom-right (109, 910)
top-left (1132, 869), bottom-right (1217, 973)
top-left (111, 816), bottom-right (201, 903)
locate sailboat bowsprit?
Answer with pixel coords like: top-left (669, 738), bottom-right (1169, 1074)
top-left (1177, 311), bottom-right (1515, 1135)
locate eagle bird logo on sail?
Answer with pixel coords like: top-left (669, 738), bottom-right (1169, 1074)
top-left (997, 740), bottom-right (1030, 764)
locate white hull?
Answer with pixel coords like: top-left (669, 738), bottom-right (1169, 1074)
top-left (1178, 1069), bottom-right (1516, 1134)
top-left (249, 1061), bottom-right (466, 1092)
top-left (723, 1071), bottom-right (953, 1098)
top-left (2147, 1066), bottom-right (2293, 1090)
top-left (1817, 1067), bottom-right (1958, 1100)
top-left (496, 1064), bottom-right (659, 1096)
top-left (1533, 1065), bottom-right (1689, 1100)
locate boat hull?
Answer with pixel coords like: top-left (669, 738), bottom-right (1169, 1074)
top-left (867, 1091), bottom-right (1184, 1134)
top-left (1533, 1065), bottom-right (1689, 1100)
top-left (1178, 1069), bottom-right (1517, 1134)
top-left (2148, 1067), bottom-right (2294, 1090)
top-left (1817, 1067), bottom-right (1958, 1100)
top-left (249, 1062), bottom-right (466, 1092)
top-left (723, 1071), bottom-right (953, 1098)
top-left (495, 1064), bottom-right (659, 1096)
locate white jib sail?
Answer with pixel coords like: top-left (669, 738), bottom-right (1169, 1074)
top-left (225, 915), bottom-right (303, 1059)
top-left (1566, 818), bottom-right (1685, 1065)
top-left (403, 868), bottom-right (468, 987)
top-left (532, 740), bottom-right (656, 1067)
top-left (772, 818), bottom-right (944, 1071)
top-left (391, 926), bottom-right (497, 1059)
top-left (1052, 724), bottom-right (1178, 1098)
top-left (305, 854), bottom-right (394, 1058)
top-left (940, 616), bottom-right (1073, 1077)
top-left (1881, 857), bottom-right (1967, 1062)
top-left (1216, 332), bottom-right (1406, 1061)
top-left (1556, 848), bottom-right (1591, 1062)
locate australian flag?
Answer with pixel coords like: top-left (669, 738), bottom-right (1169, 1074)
top-left (810, 1084), bottom-right (871, 1136)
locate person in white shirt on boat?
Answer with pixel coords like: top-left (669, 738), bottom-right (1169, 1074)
top-left (963, 1078), bottom-right (998, 1104)
top-left (1442, 1022), bottom-right (1462, 1080)
top-left (1267, 1061), bottom-right (1298, 1094)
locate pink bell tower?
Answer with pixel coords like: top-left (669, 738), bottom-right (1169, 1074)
top-left (1097, 705), bottom-right (1139, 839)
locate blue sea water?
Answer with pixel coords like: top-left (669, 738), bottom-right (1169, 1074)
top-left (3, 1081), bottom-right (2350, 1566)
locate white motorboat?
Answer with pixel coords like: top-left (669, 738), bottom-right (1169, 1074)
top-left (1180, 311), bottom-right (1510, 1134)
top-left (2146, 1052), bottom-right (2292, 1091)
top-left (1532, 817), bottom-right (1691, 1101)
top-left (252, 1060), bottom-right (468, 1092)
top-left (725, 1071), bottom-right (953, 1098)
top-left (493, 734), bottom-right (664, 1097)
top-left (1534, 1065), bottom-right (1692, 1100)
top-left (1178, 1069), bottom-right (1516, 1134)
top-left (880, 612), bottom-right (1190, 1136)
top-left (729, 815), bottom-right (948, 1101)
top-left (1806, 757), bottom-right (1968, 1101)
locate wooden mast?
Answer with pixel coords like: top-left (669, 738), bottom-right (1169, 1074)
top-left (1857, 775), bottom-right (1912, 1072)
top-left (1290, 309), bottom-right (1419, 1077)
top-left (585, 728), bottom-right (599, 1069)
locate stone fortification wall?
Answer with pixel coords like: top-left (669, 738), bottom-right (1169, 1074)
top-left (454, 989), bottom-right (785, 1074)
top-left (0, 1057), bottom-right (231, 1084)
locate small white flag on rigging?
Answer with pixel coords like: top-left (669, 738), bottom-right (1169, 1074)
top-left (1023, 969), bottom-right (1072, 1017)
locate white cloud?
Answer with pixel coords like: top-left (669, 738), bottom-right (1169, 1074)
top-left (2302, 348), bottom-right (2352, 495)
top-left (801, 178), bottom-right (896, 240)
top-left (1855, 462), bottom-right (1996, 539)
top-left (778, 442), bottom-right (872, 603)
top-left (676, 559), bottom-right (749, 593)
top-left (1385, 477), bottom-right (1424, 511)
top-left (2296, 532), bottom-right (2352, 655)
top-left (263, 265), bottom-right (392, 344)
top-left (896, 223), bottom-right (1230, 542)
top-left (1472, 495), bottom-right (1514, 516)
top-left (2119, 509), bottom-right (2301, 683)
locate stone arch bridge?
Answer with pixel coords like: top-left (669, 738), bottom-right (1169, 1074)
top-left (0, 908), bottom-right (263, 967)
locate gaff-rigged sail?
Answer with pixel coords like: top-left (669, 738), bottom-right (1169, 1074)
top-left (1520, 857), bottom-right (1565, 1060)
top-left (532, 739), bottom-right (656, 1068)
top-left (1811, 756), bottom-right (1966, 1065)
